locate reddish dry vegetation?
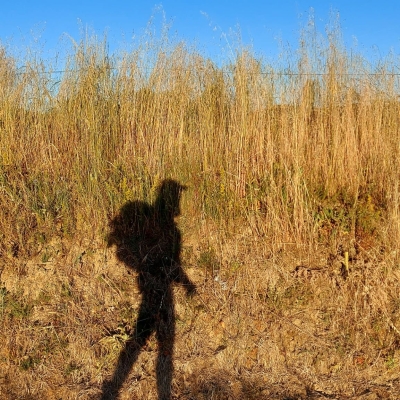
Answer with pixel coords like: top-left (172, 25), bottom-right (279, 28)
top-left (1, 21), bottom-right (400, 399)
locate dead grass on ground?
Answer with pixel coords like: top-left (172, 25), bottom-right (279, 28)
top-left (1, 220), bottom-right (400, 399)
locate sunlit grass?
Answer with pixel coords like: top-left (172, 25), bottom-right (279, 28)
top-left (1, 18), bottom-right (400, 398)
top-left (1, 25), bottom-right (400, 256)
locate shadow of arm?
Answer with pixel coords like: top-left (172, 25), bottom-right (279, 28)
top-left (173, 264), bottom-right (197, 296)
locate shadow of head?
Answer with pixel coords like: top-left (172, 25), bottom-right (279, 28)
top-left (106, 179), bottom-right (187, 248)
top-left (154, 179), bottom-right (187, 218)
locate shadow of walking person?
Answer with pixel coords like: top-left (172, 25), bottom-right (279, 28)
top-left (100, 179), bottom-right (196, 400)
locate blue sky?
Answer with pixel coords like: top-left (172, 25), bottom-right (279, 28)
top-left (1, 1), bottom-right (400, 65)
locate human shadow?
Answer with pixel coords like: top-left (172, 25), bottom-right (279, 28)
top-left (100, 179), bottom-right (196, 400)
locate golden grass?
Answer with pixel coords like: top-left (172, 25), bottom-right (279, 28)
top-left (1, 22), bottom-right (400, 399)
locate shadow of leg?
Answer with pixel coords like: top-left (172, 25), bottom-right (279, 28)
top-left (100, 309), bottom-right (155, 400)
top-left (156, 349), bottom-right (173, 400)
top-left (156, 295), bottom-right (175, 400)
top-left (100, 340), bottom-right (142, 400)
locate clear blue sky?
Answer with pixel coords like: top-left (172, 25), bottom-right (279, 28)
top-left (1, 1), bottom-right (399, 65)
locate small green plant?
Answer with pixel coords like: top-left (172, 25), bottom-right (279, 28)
top-left (0, 287), bottom-right (33, 318)
top-left (41, 249), bottom-right (52, 263)
top-left (35, 290), bottom-right (52, 305)
top-left (313, 202), bottom-right (352, 239)
top-left (0, 286), bottom-right (8, 318)
top-left (60, 282), bottom-right (73, 297)
top-left (8, 296), bottom-right (32, 319)
top-left (356, 193), bottom-right (384, 236)
top-left (385, 354), bottom-right (397, 369)
top-left (20, 355), bottom-right (39, 371)
top-left (263, 285), bottom-right (282, 310)
top-left (198, 246), bottom-right (220, 276)
top-left (64, 361), bottom-right (81, 376)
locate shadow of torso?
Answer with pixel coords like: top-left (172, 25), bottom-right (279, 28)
top-left (115, 200), bottom-right (182, 340)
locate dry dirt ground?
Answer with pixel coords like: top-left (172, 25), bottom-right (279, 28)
top-left (1, 226), bottom-right (400, 399)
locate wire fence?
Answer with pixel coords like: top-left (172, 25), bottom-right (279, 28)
top-left (7, 62), bottom-right (400, 107)
top-left (14, 64), bottom-right (400, 78)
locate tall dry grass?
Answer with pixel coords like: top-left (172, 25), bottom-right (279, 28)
top-left (1, 28), bottom-right (400, 257)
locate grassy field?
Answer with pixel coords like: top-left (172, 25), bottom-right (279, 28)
top-left (1, 25), bottom-right (400, 399)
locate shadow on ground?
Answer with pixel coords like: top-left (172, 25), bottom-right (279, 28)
top-left (100, 179), bottom-right (196, 400)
